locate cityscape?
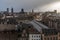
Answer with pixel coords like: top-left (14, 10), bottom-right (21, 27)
top-left (0, 0), bottom-right (60, 40)
top-left (0, 8), bottom-right (59, 40)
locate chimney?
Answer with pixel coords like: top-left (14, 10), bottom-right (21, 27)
top-left (11, 8), bottom-right (13, 13)
top-left (7, 8), bottom-right (9, 13)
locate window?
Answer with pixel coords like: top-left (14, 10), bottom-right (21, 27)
top-left (34, 36), bottom-right (35, 37)
top-left (47, 38), bottom-right (49, 40)
top-left (39, 36), bottom-right (40, 37)
top-left (59, 39), bottom-right (60, 40)
top-left (39, 39), bottom-right (40, 40)
top-left (2, 22), bottom-right (4, 24)
top-left (50, 37), bottom-right (52, 40)
top-left (37, 39), bottom-right (38, 40)
top-left (37, 36), bottom-right (38, 37)
top-left (59, 34), bottom-right (60, 37)
top-left (18, 34), bottom-right (21, 38)
top-left (53, 37), bottom-right (55, 40)
top-left (44, 38), bottom-right (46, 40)
top-left (0, 22), bottom-right (1, 24)
top-left (32, 39), bottom-right (33, 40)
top-left (32, 36), bottom-right (33, 37)
top-left (34, 39), bottom-right (35, 40)
top-left (55, 37), bottom-right (58, 40)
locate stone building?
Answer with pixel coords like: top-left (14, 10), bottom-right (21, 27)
top-left (47, 15), bottom-right (60, 31)
top-left (42, 29), bottom-right (58, 40)
top-left (0, 30), bottom-right (18, 40)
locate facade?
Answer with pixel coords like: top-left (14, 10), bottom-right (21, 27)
top-left (42, 34), bottom-right (58, 40)
top-left (41, 11), bottom-right (60, 31)
top-left (58, 32), bottom-right (60, 40)
top-left (42, 29), bottom-right (58, 40)
top-left (29, 33), bottom-right (41, 40)
top-left (47, 15), bottom-right (60, 31)
top-left (0, 30), bottom-right (18, 40)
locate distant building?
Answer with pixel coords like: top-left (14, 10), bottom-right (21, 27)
top-left (11, 8), bottom-right (13, 13)
top-left (21, 8), bottom-right (24, 13)
top-left (7, 8), bottom-right (9, 13)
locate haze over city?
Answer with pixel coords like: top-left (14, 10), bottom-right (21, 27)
top-left (0, 0), bottom-right (60, 12)
top-left (0, 0), bottom-right (60, 40)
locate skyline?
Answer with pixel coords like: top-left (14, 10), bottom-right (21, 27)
top-left (0, 0), bottom-right (60, 12)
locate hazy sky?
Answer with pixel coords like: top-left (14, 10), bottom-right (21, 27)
top-left (0, 0), bottom-right (60, 12)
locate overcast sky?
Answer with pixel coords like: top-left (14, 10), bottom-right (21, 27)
top-left (0, 0), bottom-right (60, 12)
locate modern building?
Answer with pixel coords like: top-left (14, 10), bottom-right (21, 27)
top-left (7, 8), bottom-right (9, 13)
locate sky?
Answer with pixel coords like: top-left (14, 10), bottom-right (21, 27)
top-left (0, 0), bottom-right (60, 12)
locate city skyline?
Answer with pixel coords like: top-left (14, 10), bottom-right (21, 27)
top-left (0, 0), bottom-right (60, 12)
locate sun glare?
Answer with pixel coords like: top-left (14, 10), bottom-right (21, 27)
top-left (35, 1), bottom-right (60, 12)
top-left (41, 2), bottom-right (60, 12)
top-left (51, 2), bottom-right (60, 9)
